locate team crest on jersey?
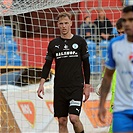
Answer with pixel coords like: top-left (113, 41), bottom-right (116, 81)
top-left (129, 52), bottom-right (133, 64)
top-left (72, 43), bottom-right (78, 49)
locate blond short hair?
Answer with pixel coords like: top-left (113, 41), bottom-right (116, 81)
top-left (57, 12), bottom-right (71, 20)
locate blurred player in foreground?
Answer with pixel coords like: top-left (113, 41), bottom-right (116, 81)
top-left (96, 17), bottom-right (124, 133)
top-left (98, 5), bottom-right (133, 133)
top-left (37, 12), bottom-right (92, 133)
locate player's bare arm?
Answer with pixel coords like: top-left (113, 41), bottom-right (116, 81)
top-left (98, 68), bottom-right (114, 123)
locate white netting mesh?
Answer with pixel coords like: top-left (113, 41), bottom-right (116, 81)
top-left (0, 0), bottom-right (81, 16)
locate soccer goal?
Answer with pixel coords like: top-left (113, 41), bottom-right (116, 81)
top-left (0, 0), bottom-right (124, 133)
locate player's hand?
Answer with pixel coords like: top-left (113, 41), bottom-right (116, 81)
top-left (37, 85), bottom-right (44, 99)
top-left (98, 106), bottom-right (106, 123)
top-left (83, 84), bottom-right (92, 102)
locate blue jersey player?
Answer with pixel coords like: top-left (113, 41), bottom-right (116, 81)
top-left (98, 5), bottom-right (133, 133)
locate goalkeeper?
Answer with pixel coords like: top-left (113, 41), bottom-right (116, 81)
top-left (96, 18), bottom-right (124, 133)
top-left (37, 12), bottom-right (92, 133)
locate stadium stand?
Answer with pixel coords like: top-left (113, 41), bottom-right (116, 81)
top-left (86, 39), bottom-right (97, 57)
top-left (0, 54), bottom-right (6, 66)
top-left (99, 40), bottom-right (110, 60)
top-left (0, 26), bottom-right (22, 66)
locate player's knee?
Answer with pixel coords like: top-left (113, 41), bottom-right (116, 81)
top-left (69, 114), bottom-right (79, 125)
top-left (58, 117), bottom-right (67, 127)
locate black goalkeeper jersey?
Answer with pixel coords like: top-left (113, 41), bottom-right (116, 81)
top-left (45, 35), bottom-right (89, 88)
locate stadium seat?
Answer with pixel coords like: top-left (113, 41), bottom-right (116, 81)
top-left (89, 50), bottom-right (96, 57)
top-left (4, 40), bottom-right (20, 66)
top-left (0, 26), bottom-right (13, 50)
top-left (0, 26), bottom-right (3, 34)
top-left (86, 40), bottom-right (96, 50)
top-left (0, 27), bottom-right (6, 50)
top-left (100, 49), bottom-right (107, 59)
top-left (0, 54), bottom-right (6, 66)
top-left (4, 26), bottom-right (13, 35)
top-left (8, 54), bottom-right (22, 66)
top-left (4, 40), bottom-right (18, 56)
top-left (89, 56), bottom-right (97, 73)
top-left (89, 56), bottom-right (103, 74)
top-left (0, 37), bottom-right (6, 50)
top-left (0, 71), bottom-right (21, 85)
top-left (99, 40), bottom-right (109, 59)
top-left (4, 26), bottom-right (13, 42)
top-left (96, 56), bottom-right (103, 73)
top-left (99, 40), bottom-right (109, 48)
top-left (0, 26), bottom-right (13, 36)
top-left (86, 40), bottom-right (96, 57)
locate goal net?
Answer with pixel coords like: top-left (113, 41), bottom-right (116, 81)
top-left (0, 0), bottom-right (124, 132)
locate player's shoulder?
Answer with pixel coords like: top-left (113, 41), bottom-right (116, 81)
top-left (48, 37), bottom-right (61, 46)
top-left (74, 35), bottom-right (85, 40)
top-left (73, 35), bottom-right (87, 44)
top-left (50, 37), bottom-right (60, 43)
top-left (110, 34), bottom-right (125, 46)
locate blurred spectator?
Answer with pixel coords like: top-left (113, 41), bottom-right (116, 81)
top-left (94, 9), bottom-right (113, 42)
top-left (111, 25), bottom-right (118, 36)
top-left (111, 18), bottom-right (124, 37)
top-left (116, 18), bottom-right (124, 35)
top-left (78, 15), bottom-right (95, 39)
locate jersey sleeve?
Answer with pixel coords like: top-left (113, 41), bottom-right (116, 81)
top-left (45, 41), bottom-right (54, 61)
top-left (81, 38), bottom-right (89, 60)
top-left (105, 41), bottom-right (115, 69)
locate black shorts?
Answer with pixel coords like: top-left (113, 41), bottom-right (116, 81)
top-left (54, 86), bottom-right (83, 118)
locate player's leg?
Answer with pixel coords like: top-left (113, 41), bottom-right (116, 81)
top-left (54, 87), bottom-right (69, 133)
top-left (58, 117), bottom-right (68, 133)
top-left (69, 114), bottom-right (84, 133)
top-left (68, 86), bottom-right (84, 133)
